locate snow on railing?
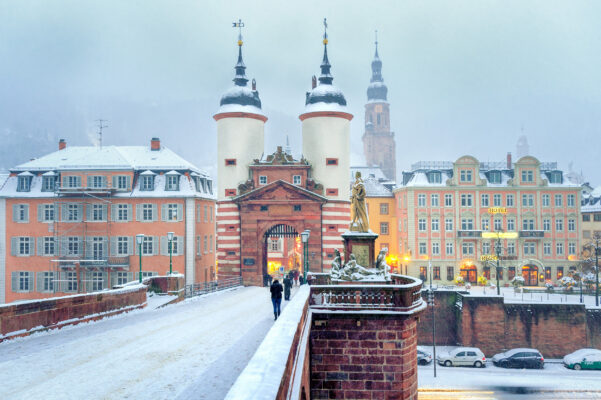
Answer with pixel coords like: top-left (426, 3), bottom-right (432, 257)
top-left (184, 277), bottom-right (243, 297)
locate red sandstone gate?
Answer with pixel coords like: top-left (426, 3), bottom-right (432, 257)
top-left (263, 224), bottom-right (299, 282)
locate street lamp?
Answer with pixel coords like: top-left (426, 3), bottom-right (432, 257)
top-left (136, 234), bottom-right (145, 283)
top-left (167, 232), bottom-right (174, 275)
top-left (495, 238), bottom-right (502, 295)
top-left (427, 258), bottom-right (437, 378)
top-left (300, 230), bottom-right (310, 283)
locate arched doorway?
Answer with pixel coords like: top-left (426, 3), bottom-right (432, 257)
top-left (460, 265), bottom-right (478, 284)
top-left (263, 224), bottom-right (300, 284)
top-left (522, 264), bottom-right (539, 286)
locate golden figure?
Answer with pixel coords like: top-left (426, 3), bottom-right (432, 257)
top-left (350, 172), bottom-right (369, 232)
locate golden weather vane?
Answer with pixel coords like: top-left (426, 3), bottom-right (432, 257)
top-left (323, 18), bottom-right (328, 45)
top-left (232, 19), bottom-right (244, 46)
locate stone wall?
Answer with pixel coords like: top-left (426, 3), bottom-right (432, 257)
top-left (145, 275), bottom-right (185, 296)
top-left (586, 309), bottom-right (601, 349)
top-left (417, 290), bottom-right (460, 346)
top-left (310, 313), bottom-right (420, 400)
top-left (0, 285), bottom-right (147, 341)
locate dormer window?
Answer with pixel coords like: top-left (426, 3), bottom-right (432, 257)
top-left (141, 175), bottom-right (154, 191)
top-left (17, 174), bottom-right (32, 192)
top-left (427, 171), bottom-right (441, 184)
top-left (166, 175), bottom-right (179, 191)
top-left (206, 180), bottom-right (213, 194)
top-left (547, 171), bottom-right (562, 184)
top-left (459, 170), bottom-right (472, 182)
top-left (64, 175), bottom-right (81, 188)
top-left (41, 176), bottom-right (56, 192)
top-left (521, 170), bottom-right (534, 183)
top-left (88, 175), bottom-right (106, 189)
top-left (488, 171), bottom-right (501, 184)
top-left (259, 176), bottom-right (267, 185)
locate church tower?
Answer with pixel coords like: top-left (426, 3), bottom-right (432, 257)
top-left (299, 20), bottom-right (353, 202)
top-left (362, 35), bottom-right (396, 181)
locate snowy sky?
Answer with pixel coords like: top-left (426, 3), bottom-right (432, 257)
top-left (1, 0), bottom-right (600, 185)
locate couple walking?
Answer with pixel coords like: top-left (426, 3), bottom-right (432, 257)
top-left (269, 275), bottom-right (293, 320)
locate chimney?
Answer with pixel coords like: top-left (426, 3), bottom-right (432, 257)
top-left (507, 152), bottom-right (512, 169)
top-left (151, 137), bottom-right (161, 151)
top-left (312, 75), bottom-right (317, 89)
top-left (59, 139), bottom-right (66, 150)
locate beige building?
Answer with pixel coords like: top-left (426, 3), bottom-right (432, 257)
top-left (581, 186), bottom-right (601, 244)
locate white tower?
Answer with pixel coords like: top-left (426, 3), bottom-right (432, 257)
top-left (214, 33), bottom-right (266, 201)
top-left (299, 21), bottom-right (353, 201)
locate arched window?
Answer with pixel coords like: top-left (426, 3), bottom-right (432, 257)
top-left (377, 113), bottom-right (381, 125)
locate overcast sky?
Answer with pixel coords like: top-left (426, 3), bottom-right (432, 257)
top-left (1, 0), bottom-right (600, 185)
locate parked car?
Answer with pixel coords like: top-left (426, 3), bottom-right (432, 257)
top-left (492, 348), bottom-right (544, 369)
top-left (417, 348), bottom-right (432, 365)
top-left (563, 348), bottom-right (601, 370)
top-left (437, 347), bottom-right (486, 368)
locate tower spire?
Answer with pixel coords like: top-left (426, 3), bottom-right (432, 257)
top-left (232, 19), bottom-right (248, 86)
top-left (319, 18), bottom-right (333, 85)
top-left (374, 29), bottom-right (379, 59)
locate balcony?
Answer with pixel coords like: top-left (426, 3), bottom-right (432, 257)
top-left (519, 230), bottom-right (545, 238)
top-left (55, 256), bottom-right (130, 268)
top-left (457, 230), bottom-right (482, 238)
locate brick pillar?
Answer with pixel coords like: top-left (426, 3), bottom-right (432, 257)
top-left (310, 313), bottom-right (420, 400)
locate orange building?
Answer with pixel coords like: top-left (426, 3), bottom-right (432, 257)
top-left (0, 138), bottom-right (216, 304)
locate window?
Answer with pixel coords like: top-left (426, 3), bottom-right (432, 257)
top-left (542, 194), bottom-right (550, 207)
top-left (166, 204), bottom-right (179, 221)
top-left (493, 194), bottom-right (501, 207)
top-left (482, 242), bottom-right (491, 254)
top-left (488, 171), bottom-right (501, 184)
top-left (39, 271), bottom-right (54, 292)
top-left (204, 235), bottom-right (208, 253)
top-left (141, 204), bottom-right (154, 221)
top-left (210, 235), bottom-right (213, 252)
top-left (567, 194), bottom-right (575, 207)
top-left (64, 175), bottom-right (81, 188)
top-left (89, 175), bottom-right (106, 189)
top-left (432, 243), bottom-right (440, 255)
top-left (380, 222), bottom-right (389, 235)
top-left (460, 194), bottom-right (473, 207)
top-left (418, 194), bottom-right (426, 207)
top-left (293, 205), bottom-right (302, 212)
top-left (67, 237), bottom-right (80, 256)
top-left (380, 203), bottom-right (389, 215)
top-left (142, 236), bottom-right (154, 255)
top-left (167, 237), bottom-right (179, 255)
top-left (506, 194), bottom-right (514, 207)
top-left (507, 242), bottom-right (515, 255)
top-left (141, 175), bottom-right (154, 191)
top-left (568, 219), bottom-right (575, 232)
top-left (445, 242), bottom-right (454, 255)
top-left (166, 175), bottom-right (179, 191)
top-left (115, 175), bottom-right (128, 190)
top-left (461, 218), bottom-right (474, 230)
top-left (116, 272), bottom-right (130, 286)
top-left (427, 172), bottom-right (442, 184)
top-left (419, 242), bottom-right (427, 254)
top-left (64, 204), bottom-right (80, 221)
top-left (117, 236), bottom-right (129, 256)
top-left (522, 218), bottom-right (534, 230)
top-left (508, 267), bottom-right (516, 280)
top-left (326, 188), bottom-right (338, 196)
top-left (225, 158), bottom-right (236, 166)
top-left (460, 170), bottom-right (472, 182)
top-left (507, 218), bottom-right (515, 231)
top-left (555, 218), bottom-right (563, 232)
top-left (431, 218), bottom-right (439, 231)
top-left (90, 271), bottom-right (104, 291)
top-left (41, 204), bottom-right (55, 222)
top-left (483, 268), bottom-right (490, 279)
top-left (554, 194), bottom-right (563, 207)
top-left (595, 214), bottom-right (601, 222)
top-left (260, 205), bottom-right (268, 212)
top-left (13, 204), bottom-right (29, 223)
top-left (481, 194), bottom-right (489, 207)
top-left (42, 176), bottom-right (56, 192)
top-left (64, 271), bottom-right (77, 292)
top-left (431, 194), bottom-right (439, 207)
top-left (568, 242), bottom-right (576, 255)
top-left (17, 176), bottom-right (32, 192)
top-left (293, 175), bottom-right (301, 185)
top-left (13, 237), bottom-right (33, 256)
top-left (556, 242), bottom-right (564, 255)
top-left (543, 242), bottom-right (551, 256)
top-left (91, 237), bottom-right (105, 260)
top-left (548, 171), bottom-right (562, 184)
top-left (91, 204), bottom-right (105, 221)
top-left (524, 242), bottom-right (535, 255)
top-left (481, 218), bottom-right (489, 231)
top-left (419, 266), bottom-right (427, 281)
top-left (418, 218), bottom-right (427, 231)
top-left (259, 175), bottom-right (267, 185)
top-left (522, 194), bottom-right (534, 207)
top-left (462, 242), bottom-right (474, 256)
top-left (12, 271), bottom-right (33, 292)
top-left (445, 218), bottom-right (453, 231)
top-left (444, 194), bottom-right (452, 207)
top-left (497, 268), bottom-right (503, 280)
top-left (521, 170), bottom-right (534, 182)
top-left (494, 218), bottom-right (502, 231)
top-left (543, 218), bottom-right (551, 231)
top-left (557, 267), bottom-right (564, 279)
top-left (545, 267), bottom-right (551, 280)
top-left (41, 237), bottom-right (55, 256)
top-left (326, 158), bottom-right (338, 166)
top-left (447, 266), bottom-right (454, 281)
top-left (433, 266), bottom-right (441, 280)
top-left (116, 204), bottom-right (129, 221)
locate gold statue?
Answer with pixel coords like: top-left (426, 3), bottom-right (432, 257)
top-left (350, 171), bottom-right (369, 232)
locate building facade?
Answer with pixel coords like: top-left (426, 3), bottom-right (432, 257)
top-left (581, 186), bottom-right (601, 244)
top-left (215, 29), bottom-right (352, 285)
top-left (362, 40), bottom-right (396, 182)
top-left (395, 155), bottom-right (581, 286)
top-left (0, 138), bottom-right (216, 304)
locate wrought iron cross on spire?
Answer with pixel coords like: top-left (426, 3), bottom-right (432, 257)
top-left (233, 19), bottom-right (244, 46)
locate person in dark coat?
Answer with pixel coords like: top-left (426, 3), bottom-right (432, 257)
top-left (270, 279), bottom-right (283, 320)
top-left (293, 269), bottom-right (299, 286)
top-left (283, 276), bottom-right (292, 301)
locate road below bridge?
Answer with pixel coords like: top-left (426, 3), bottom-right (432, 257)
top-left (0, 286), bottom-right (289, 400)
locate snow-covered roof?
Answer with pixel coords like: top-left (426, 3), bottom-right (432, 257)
top-left (363, 176), bottom-right (393, 197)
top-left (216, 103), bottom-right (265, 117)
top-left (351, 166), bottom-right (389, 182)
top-left (582, 186), bottom-right (601, 212)
top-left (11, 145), bottom-right (203, 173)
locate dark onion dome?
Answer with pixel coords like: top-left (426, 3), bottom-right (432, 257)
top-left (304, 37), bottom-right (347, 108)
top-left (219, 44), bottom-right (263, 111)
top-left (367, 40), bottom-right (388, 102)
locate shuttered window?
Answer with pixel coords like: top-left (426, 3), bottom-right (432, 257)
top-left (112, 175), bottom-right (131, 190)
top-left (160, 236), bottom-right (184, 256)
top-left (37, 237), bottom-right (56, 256)
top-left (137, 204), bottom-right (156, 222)
top-left (62, 203), bottom-right (83, 222)
top-left (37, 271), bottom-right (55, 292)
top-left (87, 204), bottom-right (107, 221)
top-left (162, 203), bottom-right (183, 222)
top-left (11, 271), bottom-right (34, 292)
top-left (38, 204), bottom-right (57, 222)
top-left (61, 271), bottom-right (78, 293)
top-left (110, 236), bottom-right (132, 256)
top-left (112, 204), bottom-right (131, 222)
top-left (11, 237), bottom-right (35, 256)
top-left (12, 204), bottom-right (29, 223)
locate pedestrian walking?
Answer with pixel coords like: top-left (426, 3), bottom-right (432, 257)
top-left (299, 275), bottom-right (304, 285)
top-left (283, 275), bottom-right (292, 301)
top-left (267, 274), bottom-right (273, 286)
top-left (270, 279), bottom-right (283, 320)
top-left (293, 269), bottom-right (299, 286)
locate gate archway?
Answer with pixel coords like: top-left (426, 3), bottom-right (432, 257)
top-left (263, 224), bottom-right (300, 283)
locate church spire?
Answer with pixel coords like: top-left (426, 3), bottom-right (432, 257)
top-left (318, 18), bottom-right (333, 85)
top-left (233, 19), bottom-right (248, 86)
top-left (367, 30), bottom-right (387, 101)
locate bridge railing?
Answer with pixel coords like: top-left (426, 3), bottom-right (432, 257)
top-left (184, 277), bottom-right (243, 298)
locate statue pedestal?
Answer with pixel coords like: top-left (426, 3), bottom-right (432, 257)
top-left (341, 230), bottom-right (379, 269)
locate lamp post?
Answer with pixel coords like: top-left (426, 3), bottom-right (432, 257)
top-left (136, 234), bottom-right (145, 283)
top-left (167, 232), bottom-right (174, 275)
top-left (495, 237), bottom-right (502, 295)
top-left (300, 230), bottom-right (310, 283)
top-left (427, 258), bottom-right (437, 378)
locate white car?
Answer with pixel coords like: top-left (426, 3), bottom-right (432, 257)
top-left (563, 348), bottom-right (601, 370)
top-left (437, 347), bottom-right (486, 368)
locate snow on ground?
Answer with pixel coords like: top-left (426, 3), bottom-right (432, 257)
top-left (0, 286), bottom-right (296, 400)
top-left (418, 346), bottom-right (601, 392)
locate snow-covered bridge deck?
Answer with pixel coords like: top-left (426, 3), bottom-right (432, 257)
top-left (0, 286), bottom-right (285, 400)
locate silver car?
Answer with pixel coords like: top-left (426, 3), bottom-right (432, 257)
top-left (437, 347), bottom-right (486, 368)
